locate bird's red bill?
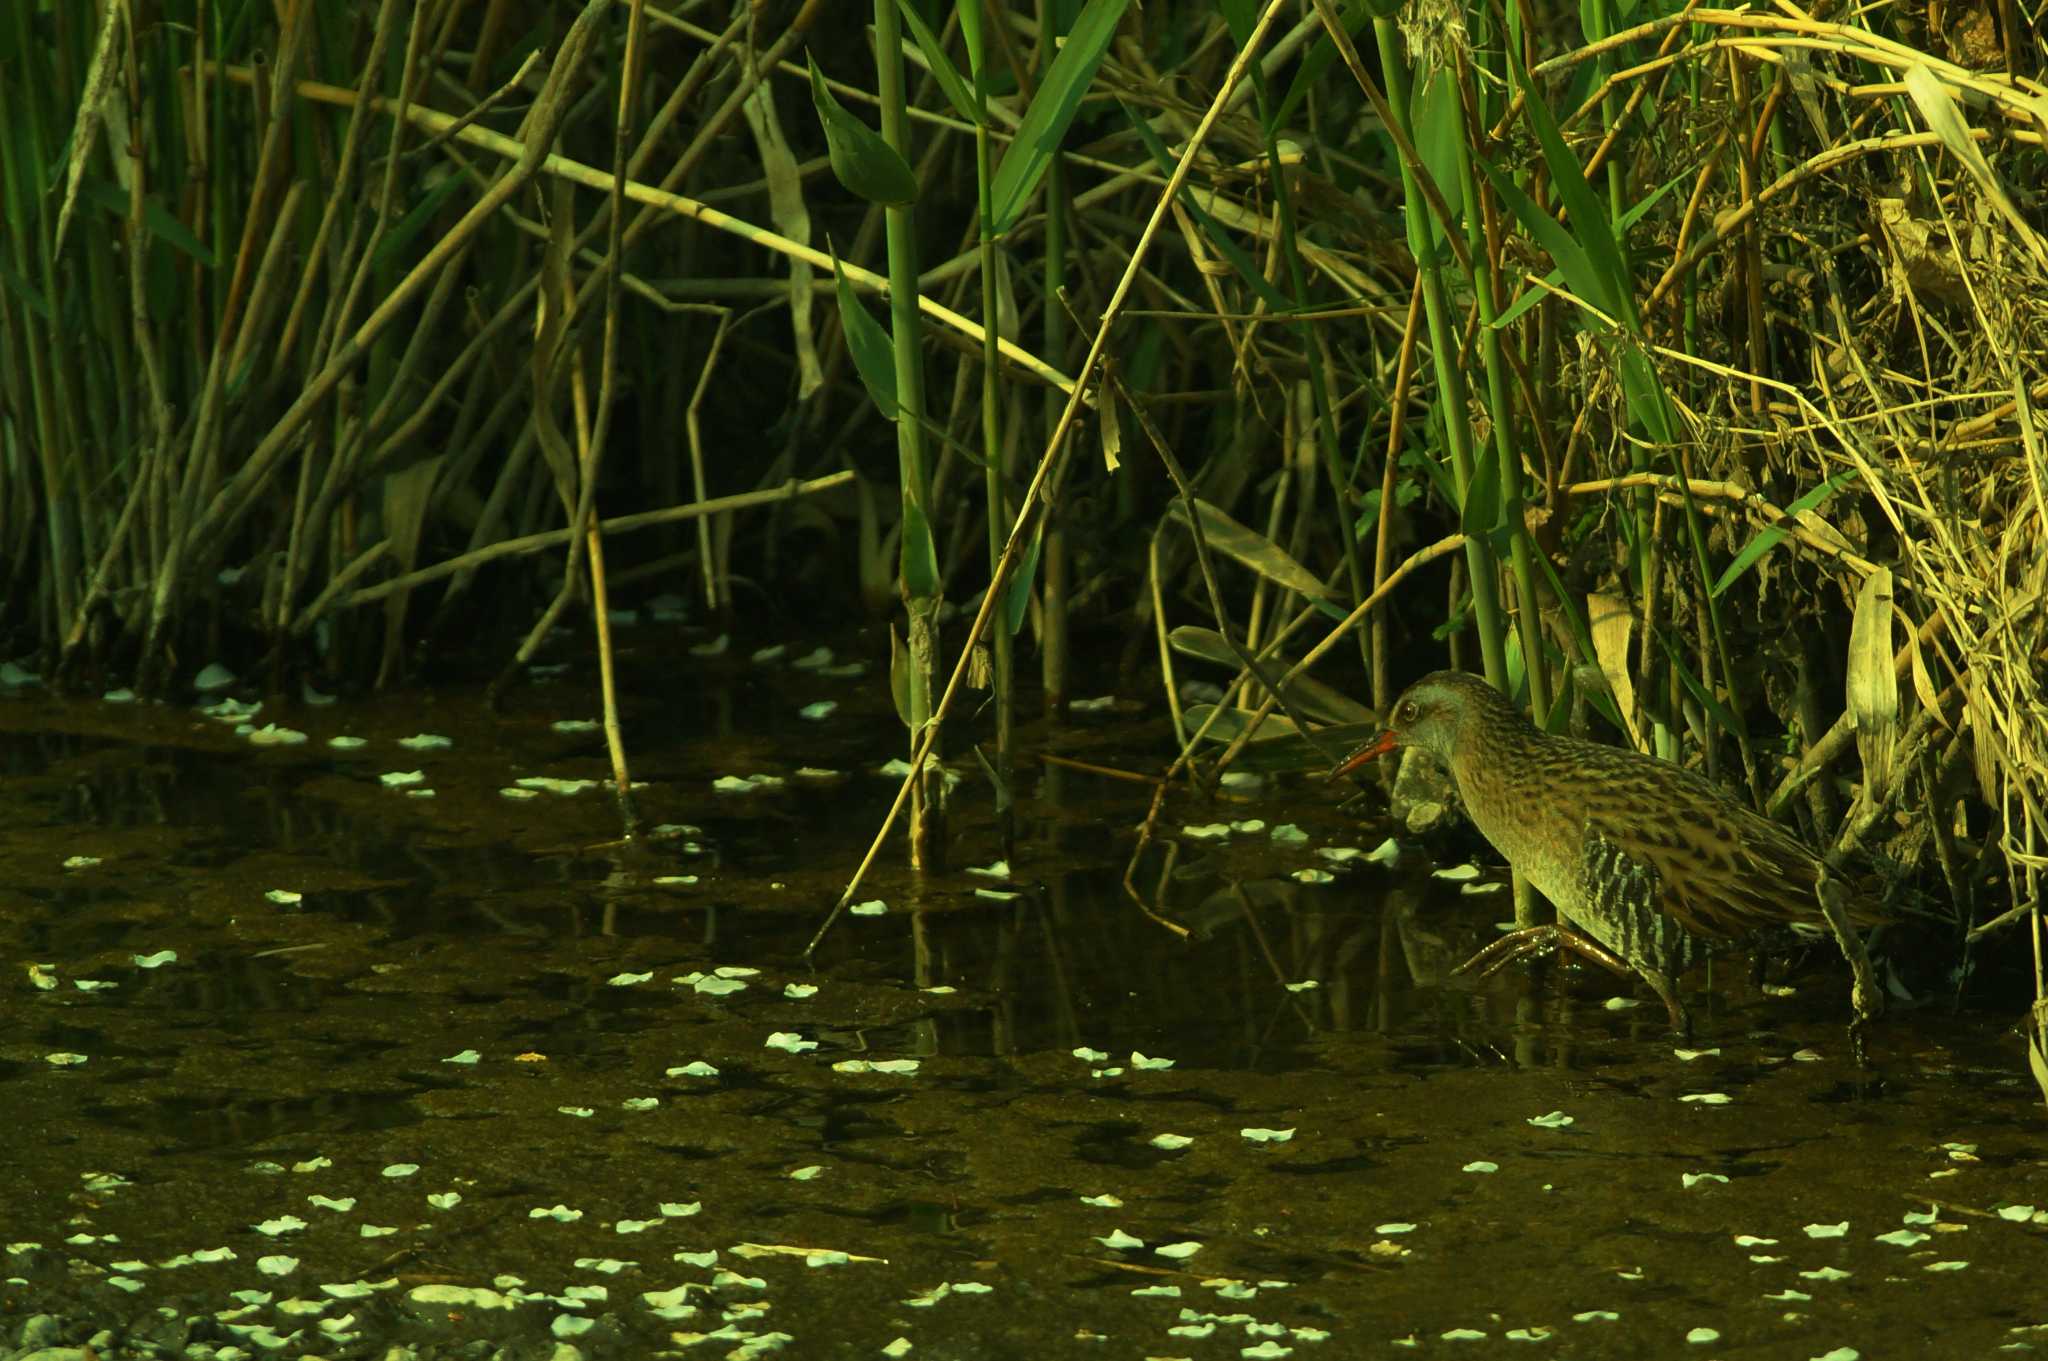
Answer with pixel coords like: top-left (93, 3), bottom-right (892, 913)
top-left (1330, 730), bottom-right (1398, 780)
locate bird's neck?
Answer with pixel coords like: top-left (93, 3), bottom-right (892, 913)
top-left (1445, 702), bottom-right (1559, 864)
top-left (1448, 698), bottom-right (1547, 774)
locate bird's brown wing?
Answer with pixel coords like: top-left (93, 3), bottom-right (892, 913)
top-left (1579, 773), bottom-right (1827, 941)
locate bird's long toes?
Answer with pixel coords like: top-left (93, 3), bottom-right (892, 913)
top-left (1454, 948), bottom-right (1519, 980)
top-left (1451, 932), bottom-right (1548, 979)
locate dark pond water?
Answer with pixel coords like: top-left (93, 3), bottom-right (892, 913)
top-left (2, 627), bottom-right (2044, 1361)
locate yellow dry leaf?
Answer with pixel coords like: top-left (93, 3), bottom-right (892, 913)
top-left (1846, 568), bottom-right (1899, 804)
top-left (1586, 591), bottom-right (1643, 750)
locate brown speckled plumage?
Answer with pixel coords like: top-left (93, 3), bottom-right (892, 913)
top-left (1338, 670), bottom-right (1883, 1031)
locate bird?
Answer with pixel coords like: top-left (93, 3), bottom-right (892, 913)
top-left (1330, 669), bottom-right (1884, 1036)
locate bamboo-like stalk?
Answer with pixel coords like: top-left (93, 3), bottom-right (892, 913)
top-left (1320, 4), bottom-right (1512, 695)
top-left (1037, 66), bottom-right (1071, 720)
top-left (1260, 106), bottom-right (1368, 669)
top-left (1372, 276), bottom-right (1426, 720)
top-left (872, 0), bottom-right (942, 867)
top-left (1448, 47), bottom-right (1551, 730)
top-left (968, 2), bottom-right (1016, 852)
top-left (582, 0), bottom-right (652, 834)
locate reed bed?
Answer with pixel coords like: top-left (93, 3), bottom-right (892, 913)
top-left (1, 2), bottom-right (2043, 1071)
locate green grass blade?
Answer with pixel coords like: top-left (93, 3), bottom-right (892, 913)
top-left (989, 0), bottom-right (1129, 235)
top-left (809, 54), bottom-right (919, 207)
top-left (895, 0), bottom-right (978, 125)
top-left (831, 251), bottom-right (899, 420)
top-left (1167, 498), bottom-right (1330, 600)
top-left (901, 494), bottom-right (940, 600)
top-left (78, 177), bottom-right (218, 266)
top-left (1507, 45), bottom-right (1632, 329)
top-left (1709, 468), bottom-right (1857, 597)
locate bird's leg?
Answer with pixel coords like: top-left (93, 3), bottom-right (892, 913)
top-left (1449, 929), bottom-right (1687, 1035)
top-left (1451, 926), bottom-right (1557, 976)
top-left (1641, 970), bottom-right (1691, 1040)
top-left (1815, 868), bottom-right (1881, 1050)
top-left (1458, 928), bottom-right (1630, 992)
top-left (1454, 924), bottom-right (1630, 980)
top-left (1456, 927), bottom-right (1689, 1033)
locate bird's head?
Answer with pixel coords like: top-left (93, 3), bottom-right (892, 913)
top-left (1328, 670), bottom-right (1505, 778)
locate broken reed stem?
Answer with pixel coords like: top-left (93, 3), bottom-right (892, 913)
top-left (1565, 470), bottom-right (1877, 575)
top-left (294, 472), bottom-right (854, 629)
top-left (195, 59), bottom-right (1078, 400)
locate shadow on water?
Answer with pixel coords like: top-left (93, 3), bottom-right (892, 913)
top-left (2, 643), bottom-right (2044, 1359)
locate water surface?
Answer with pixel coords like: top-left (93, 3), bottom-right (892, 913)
top-left (3, 640), bottom-right (2042, 1359)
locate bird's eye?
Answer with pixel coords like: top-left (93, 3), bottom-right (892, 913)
top-left (1398, 701), bottom-right (1417, 723)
